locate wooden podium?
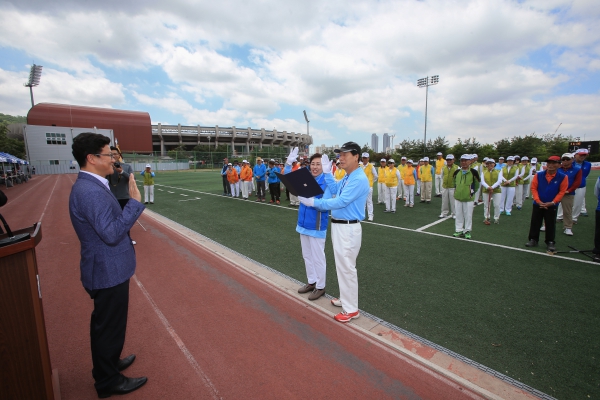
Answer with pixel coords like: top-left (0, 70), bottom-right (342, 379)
top-left (0, 223), bottom-right (60, 399)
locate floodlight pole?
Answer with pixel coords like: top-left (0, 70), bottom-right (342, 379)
top-left (303, 109), bottom-right (310, 137)
top-left (24, 64), bottom-right (43, 108)
top-left (417, 75), bottom-right (439, 156)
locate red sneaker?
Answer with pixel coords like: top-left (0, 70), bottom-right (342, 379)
top-left (276, 200), bottom-right (280, 205)
top-left (334, 310), bottom-right (359, 323)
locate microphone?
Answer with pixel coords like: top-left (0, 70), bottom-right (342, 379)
top-left (0, 191), bottom-right (31, 247)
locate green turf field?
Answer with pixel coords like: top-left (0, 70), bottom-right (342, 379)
top-left (139, 169), bottom-right (600, 399)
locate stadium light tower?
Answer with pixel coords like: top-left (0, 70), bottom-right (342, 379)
top-left (417, 75), bottom-right (439, 156)
top-left (24, 64), bottom-right (43, 108)
top-left (303, 110), bottom-right (310, 137)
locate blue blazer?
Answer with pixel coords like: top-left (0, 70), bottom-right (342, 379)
top-left (69, 172), bottom-right (145, 290)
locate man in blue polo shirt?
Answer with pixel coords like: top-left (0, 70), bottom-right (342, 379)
top-left (556, 153), bottom-right (582, 236)
top-left (298, 142), bottom-right (369, 323)
top-left (572, 148), bottom-right (592, 222)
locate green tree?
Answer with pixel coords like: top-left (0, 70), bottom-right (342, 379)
top-left (0, 113), bottom-right (26, 124)
top-left (494, 138), bottom-right (512, 157)
top-left (0, 123), bottom-right (26, 159)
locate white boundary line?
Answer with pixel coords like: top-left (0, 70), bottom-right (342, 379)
top-left (39, 176), bottom-right (61, 223)
top-left (133, 275), bottom-right (221, 400)
top-left (416, 216), bottom-right (451, 231)
top-left (153, 183), bottom-right (598, 265)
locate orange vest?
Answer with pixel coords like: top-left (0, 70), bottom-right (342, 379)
top-left (227, 168), bottom-right (239, 183)
top-left (240, 165), bottom-right (253, 181)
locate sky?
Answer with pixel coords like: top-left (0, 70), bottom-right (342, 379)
top-left (1, 0), bottom-right (599, 151)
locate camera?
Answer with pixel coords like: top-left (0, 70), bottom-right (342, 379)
top-left (113, 162), bottom-right (121, 169)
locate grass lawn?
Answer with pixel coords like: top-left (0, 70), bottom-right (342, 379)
top-left (138, 169), bottom-right (600, 399)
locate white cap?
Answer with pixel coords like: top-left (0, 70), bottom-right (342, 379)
top-left (460, 154), bottom-right (470, 160)
top-left (388, 158), bottom-right (395, 163)
top-left (576, 148), bottom-right (589, 154)
top-left (380, 158), bottom-right (387, 162)
top-left (227, 162), bottom-right (232, 166)
top-left (499, 156), bottom-right (505, 159)
top-left (522, 156), bottom-right (529, 161)
top-left (242, 159), bottom-right (248, 163)
top-left (361, 152), bottom-right (369, 158)
top-left (145, 164), bottom-right (151, 168)
top-left (436, 152), bottom-right (442, 156)
top-left (561, 153), bottom-right (573, 159)
top-left (486, 158), bottom-right (495, 163)
top-left (423, 156), bottom-right (429, 162)
top-left (407, 159), bottom-right (413, 164)
top-left (483, 157), bottom-right (489, 161)
top-left (514, 155), bottom-right (520, 159)
top-left (473, 154), bottom-right (478, 158)
top-left (401, 156), bottom-right (407, 160)
top-left (446, 154), bottom-right (454, 160)
top-left (506, 156), bottom-right (515, 161)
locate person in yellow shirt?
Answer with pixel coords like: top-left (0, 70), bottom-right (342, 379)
top-left (377, 158), bottom-right (387, 205)
top-left (361, 153), bottom-right (378, 221)
top-left (434, 152), bottom-right (446, 197)
top-left (397, 157), bottom-right (408, 202)
top-left (402, 160), bottom-right (417, 207)
top-left (419, 157), bottom-right (435, 203)
top-left (384, 159), bottom-right (401, 213)
top-left (334, 160), bottom-right (346, 181)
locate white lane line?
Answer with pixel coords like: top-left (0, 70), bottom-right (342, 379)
top-left (1, 175), bottom-right (52, 207)
top-left (180, 194), bottom-right (188, 196)
top-left (179, 197), bottom-right (201, 202)
top-left (132, 275), bottom-right (221, 400)
top-left (39, 176), bottom-right (61, 223)
top-left (167, 191), bottom-right (175, 194)
top-left (154, 184), bottom-right (596, 265)
top-left (416, 217), bottom-right (451, 231)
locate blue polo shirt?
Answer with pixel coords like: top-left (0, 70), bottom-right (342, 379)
top-left (313, 167), bottom-right (369, 221)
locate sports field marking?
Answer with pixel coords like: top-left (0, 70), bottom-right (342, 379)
top-left (168, 191), bottom-right (175, 193)
top-left (179, 197), bottom-right (201, 202)
top-left (1, 175), bottom-right (52, 206)
top-left (180, 194), bottom-right (188, 197)
top-left (154, 183), bottom-right (596, 265)
top-left (133, 275), bottom-right (221, 400)
top-left (39, 175), bottom-right (61, 223)
top-left (415, 216), bottom-right (451, 231)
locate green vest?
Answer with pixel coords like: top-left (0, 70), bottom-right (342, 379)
top-left (483, 169), bottom-right (501, 193)
top-left (442, 164), bottom-right (459, 188)
top-left (502, 165), bottom-right (518, 187)
top-left (142, 171), bottom-right (155, 185)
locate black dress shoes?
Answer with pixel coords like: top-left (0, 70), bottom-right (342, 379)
top-left (117, 354), bottom-right (136, 371)
top-left (97, 376), bottom-right (148, 398)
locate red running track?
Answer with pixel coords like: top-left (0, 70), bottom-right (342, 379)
top-left (4, 175), bottom-right (483, 399)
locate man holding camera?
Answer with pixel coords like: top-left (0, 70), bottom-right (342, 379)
top-left (107, 147), bottom-right (136, 244)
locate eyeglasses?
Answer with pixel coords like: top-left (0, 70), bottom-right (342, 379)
top-left (95, 153), bottom-right (115, 159)
top-left (561, 158), bottom-right (571, 161)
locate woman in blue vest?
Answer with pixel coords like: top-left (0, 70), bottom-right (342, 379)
top-left (297, 153), bottom-right (333, 301)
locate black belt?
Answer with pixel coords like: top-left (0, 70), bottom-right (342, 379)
top-left (331, 218), bottom-right (359, 224)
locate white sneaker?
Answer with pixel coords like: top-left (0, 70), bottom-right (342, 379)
top-left (368, 216), bottom-right (373, 221)
top-left (439, 214), bottom-right (445, 218)
top-left (564, 228), bottom-right (573, 236)
top-left (331, 298), bottom-right (342, 307)
top-left (540, 226), bottom-right (546, 231)
top-left (132, 240), bottom-right (137, 245)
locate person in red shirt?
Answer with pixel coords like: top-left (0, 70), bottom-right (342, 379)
top-left (525, 156), bottom-right (569, 253)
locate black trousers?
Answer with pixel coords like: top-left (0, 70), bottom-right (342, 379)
top-left (594, 210), bottom-right (600, 254)
top-left (528, 203), bottom-right (558, 244)
top-left (256, 180), bottom-right (266, 199)
top-left (222, 175), bottom-right (231, 194)
top-left (269, 183), bottom-right (281, 202)
top-left (85, 279), bottom-right (130, 391)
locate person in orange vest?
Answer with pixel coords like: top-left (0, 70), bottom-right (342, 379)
top-left (226, 163), bottom-right (240, 198)
top-left (419, 157), bottom-right (435, 204)
top-left (239, 160), bottom-right (253, 200)
top-left (384, 159), bottom-right (401, 213)
top-left (402, 160), bottom-right (417, 207)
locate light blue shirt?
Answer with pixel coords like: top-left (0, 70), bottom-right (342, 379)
top-left (313, 167), bottom-right (369, 221)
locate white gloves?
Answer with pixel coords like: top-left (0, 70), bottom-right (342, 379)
top-left (298, 196), bottom-right (314, 207)
top-left (286, 147), bottom-right (299, 165)
top-left (321, 154), bottom-right (332, 174)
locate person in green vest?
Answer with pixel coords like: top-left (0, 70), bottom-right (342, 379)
top-left (140, 164), bottom-right (155, 204)
top-left (481, 159), bottom-right (502, 224)
top-left (518, 156), bottom-right (532, 207)
top-left (453, 154), bottom-right (480, 239)
top-left (500, 156), bottom-right (518, 215)
top-left (439, 154), bottom-right (458, 218)
top-left (471, 154), bottom-right (483, 206)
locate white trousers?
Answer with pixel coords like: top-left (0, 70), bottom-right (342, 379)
top-left (241, 180), bottom-right (250, 198)
top-left (144, 185), bottom-right (154, 203)
top-left (435, 174), bottom-right (442, 195)
top-left (573, 187), bottom-right (587, 219)
top-left (385, 186), bottom-right (398, 211)
top-left (455, 200), bottom-right (474, 233)
top-left (230, 182), bottom-right (239, 197)
top-left (365, 187), bottom-right (374, 219)
top-left (500, 187), bottom-right (515, 213)
top-left (416, 180), bottom-right (421, 194)
top-left (377, 182), bottom-right (387, 204)
top-left (331, 223), bottom-right (362, 313)
top-left (482, 192), bottom-right (501, 220)
top-left (474, 185), bottom-right (482, 202)
top-left (397, 182), bottom-right (404, 199)
top-left (523, 183), bottom-right (531, 202)
top-left (404, 184), bottom-right (415, 205)
top-left (441, 188), bottom-right (455, 216)
top-left (300, 234), bottom-right (327, 289)
top-left (252, 179), bottom-right (256, 191)
top-left (515, 185), bottom-right (523, 208)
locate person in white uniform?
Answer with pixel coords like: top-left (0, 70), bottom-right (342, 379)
top-left (298, 142), bottom-right (369, 324)
top-left (500, 156), bottom-right (519, 215)
top-left (481, 159), bottom-right (503, 224)
top-left (361, 152), bottom-right (378, 221)
top-left (383, 159), bottom-right (402, 213)
top-left (377, 158), bottom-right (387, 205)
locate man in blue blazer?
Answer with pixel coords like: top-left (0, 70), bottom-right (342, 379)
top-left (69, 132), bottom-right (147, 398)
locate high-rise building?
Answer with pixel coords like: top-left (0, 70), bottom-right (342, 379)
top-left (382, 133), bottom-right (390, 153)
top-left (371, 133), bottom-right (379, 153)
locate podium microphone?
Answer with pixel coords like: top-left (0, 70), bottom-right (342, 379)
top-left (0, 191), bottom-right (31, 247)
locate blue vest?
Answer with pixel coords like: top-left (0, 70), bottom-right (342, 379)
top-left (575, 160), bottom-right (591, 188)
top-left (561, 164), bottom-right (581, 196)
top-left (297, 174), bottom-right (329, 231)
top-left (534, 170), bottom-right (566, 205)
